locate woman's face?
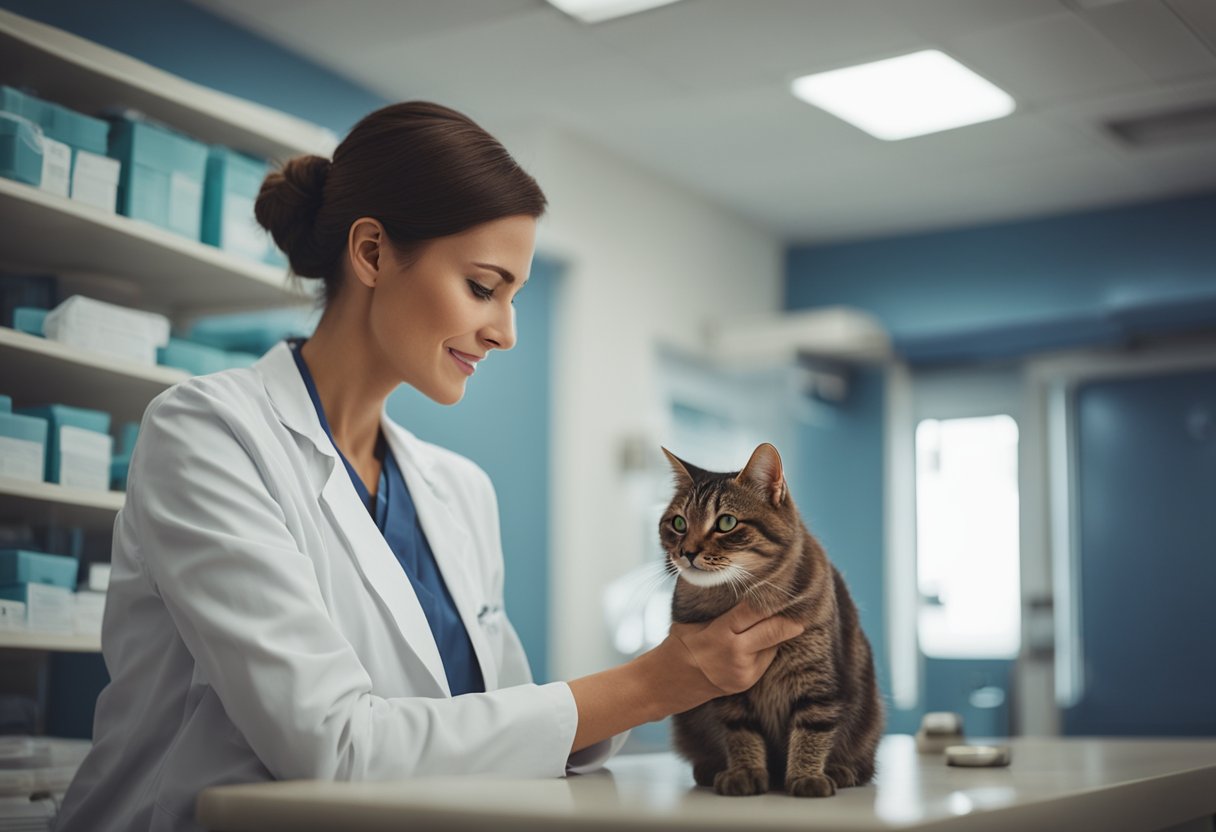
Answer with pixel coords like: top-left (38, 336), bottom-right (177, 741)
top-left (369, 214), bottom-right (536, 405)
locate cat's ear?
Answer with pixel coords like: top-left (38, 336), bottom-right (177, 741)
top-left (661, 447), bottom-right (695, 490)
top-left (736, 443), bottom-right (787, 506)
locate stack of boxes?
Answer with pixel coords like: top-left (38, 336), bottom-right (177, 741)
top-left (0, 394), bottom-right (47, 484)
top-left (0, 86), bottom-right (286, 266)
top-left (0, 86), bottom-right (120, 212)
top-left (0, 549), bottom-right (78, 634)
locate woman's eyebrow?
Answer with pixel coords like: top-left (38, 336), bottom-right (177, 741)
top-left (472, 261), bottom-right (517, 284)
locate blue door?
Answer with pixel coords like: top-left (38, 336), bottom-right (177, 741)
top-left (1064, 367), bottom-right (1216, 735)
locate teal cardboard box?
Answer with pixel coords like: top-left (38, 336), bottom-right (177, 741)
top-left (0, 549), bottom-right (78, 590)
top-left (16, 404), bottom-right (112, 490)
top-left (108, 116), bottom-right (207, 240)
top-left (0, 407), bottom-right (47, 483)
top-left (203, 147), bottom-right (270, 261)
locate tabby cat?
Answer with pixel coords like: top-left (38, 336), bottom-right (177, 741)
top-left (662, 443), bottom-right (884, 797)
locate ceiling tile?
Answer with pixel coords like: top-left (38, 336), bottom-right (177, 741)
top-left (1071, 0), bottom-right (1216, 83)
top-left (1167, 0), bottom-right (1216, 53)
top-left (948, 11), bottom-right (1154, 106)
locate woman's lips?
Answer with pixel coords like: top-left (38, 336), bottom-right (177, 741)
top-left (448, 348), bottom-right (479, 376)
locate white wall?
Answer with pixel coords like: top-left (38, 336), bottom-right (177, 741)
top-left (500, 126), bottom-right (783, 680)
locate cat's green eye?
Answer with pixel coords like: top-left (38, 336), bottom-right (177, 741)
top-left (672, 516), bottom-right (687, 533)
top-left (716, 514), bottom-right (738, 532)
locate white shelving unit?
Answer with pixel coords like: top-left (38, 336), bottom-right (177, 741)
top-left (0, 630), bottom-right (101, 653)
top-left (0, 326), bottom-right (187, 424)
top-left (0, 10), bottom-right (329, 660)
top-left (0, 477), bottom-right (123, 533)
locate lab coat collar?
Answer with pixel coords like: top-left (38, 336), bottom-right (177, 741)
top-left (253, 342), bottom-right (498, 693)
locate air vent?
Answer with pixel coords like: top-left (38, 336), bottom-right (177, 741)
top-left (1106, 102), bottom-right (1216, 147)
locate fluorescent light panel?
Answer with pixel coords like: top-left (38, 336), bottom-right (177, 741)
top-left (546, 0), bottom-right (683, 24)
top-left (791, 50), bottom-right (1016, 140)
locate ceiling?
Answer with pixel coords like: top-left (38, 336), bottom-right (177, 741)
top-left (191, 0), bottom-right (1216, 244)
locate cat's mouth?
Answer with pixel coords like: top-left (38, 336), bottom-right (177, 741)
top-left (672, 558), bottom-right (739, 588)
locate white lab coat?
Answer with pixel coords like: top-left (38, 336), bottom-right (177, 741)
top-left (54, 341), bottom-right (625, 832)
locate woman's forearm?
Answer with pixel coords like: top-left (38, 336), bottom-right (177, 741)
top-left (566, 639), bottom-right (708, 753)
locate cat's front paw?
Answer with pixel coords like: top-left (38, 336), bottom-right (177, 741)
top-left (786, 773), bottom-right (837, 798)
top-left (826, 764), bottom-right (858, 788)
top-left (713, 767), bottom-right (768, 796)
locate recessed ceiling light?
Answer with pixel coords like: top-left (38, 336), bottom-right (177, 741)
top-left (545, 0), bottom-right (683, 24)
top-left (791, 50), bottom-right (1016, 141)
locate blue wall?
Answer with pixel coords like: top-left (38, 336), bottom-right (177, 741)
top-left (795, 369), bottom-right (896, 727)
top-left (786, 193), bottom-right (1216, 341)
top-left (785, 192), bottom-right (1216, 735)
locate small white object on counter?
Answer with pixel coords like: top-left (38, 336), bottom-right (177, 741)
top-left (946, 744), bottom-right (1012, 767)
top-left (915, 711), bottom-right (965, 754)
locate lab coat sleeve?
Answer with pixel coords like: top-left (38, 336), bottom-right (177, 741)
top-left (125, 382), bottom-right (581, 782)
top-left (474, 465), bottom-right (629, 774)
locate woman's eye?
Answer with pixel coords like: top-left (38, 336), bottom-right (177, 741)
top-left (467, 279), bottom-right (494, 300)
top-left (671, 516), bottom-right (687, 533)
top-left (716, 515), bottom-right (738, 532)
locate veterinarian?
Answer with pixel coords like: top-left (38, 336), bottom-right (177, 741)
top-left (54, 102), bottom-right (804, 832)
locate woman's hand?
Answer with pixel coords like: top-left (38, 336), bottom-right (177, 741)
top-left (567, 600), bottom-right (804, 752)
top-left (653, 601), bottom-right (805, 713)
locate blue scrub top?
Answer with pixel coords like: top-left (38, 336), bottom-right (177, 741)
top-left (289, 340), bottom-right (485, 696)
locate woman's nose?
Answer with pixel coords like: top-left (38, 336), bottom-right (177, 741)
top-left (481, 305), bottom-right (516, 352)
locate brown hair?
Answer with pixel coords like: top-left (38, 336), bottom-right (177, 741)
top-left (255, 101), bottom-right (547, 303)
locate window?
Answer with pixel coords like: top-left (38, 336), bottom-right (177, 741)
top-left (915, 415), bottom-right (1021, 658)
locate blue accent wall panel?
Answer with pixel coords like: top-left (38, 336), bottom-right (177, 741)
top-left (386, 258), bottom-right (559, 682)
top-left (786, 193), bottom-right (1216, 348)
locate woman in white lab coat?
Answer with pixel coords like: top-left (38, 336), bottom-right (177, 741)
top-left (54, 101), bottom-right (803, 832)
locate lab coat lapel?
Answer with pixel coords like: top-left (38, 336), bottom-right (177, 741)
top-left (381, 420), bottom-right (500, 692)
top-left (254, 343), bottom-right (450, 696)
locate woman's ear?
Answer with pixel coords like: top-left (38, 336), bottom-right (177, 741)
top-left (347, 217), bottom-right (385, 289)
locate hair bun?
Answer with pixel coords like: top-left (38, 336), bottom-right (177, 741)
top-left (255, 155), bottom-right (333, 278)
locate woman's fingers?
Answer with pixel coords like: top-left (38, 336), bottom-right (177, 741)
top-left (722, 598), bottom-right (769, 634)
top-left (738, 614), bottom-right (805, 652)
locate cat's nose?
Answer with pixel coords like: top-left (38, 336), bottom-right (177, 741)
top-left (681, 549), bottom-right (700, 565)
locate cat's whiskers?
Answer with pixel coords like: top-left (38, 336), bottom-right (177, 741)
top-left (615, 559), bottom-right (679, 613)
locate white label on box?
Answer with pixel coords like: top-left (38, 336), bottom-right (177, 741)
top-left (39, 138), bottom-right (71, 197)
top-left (0, 600), bottom-right (26, 630)
top-left (58, 425), bottom-right (112, 491)
top-left (0, 435), bottom-right (44, 482)
top-left (88, 563), bottom-right (111, 593)
top-left (70, 150), bottom-right (121, 212)
top-left (168, 171), bottom-right (203, 237)
top-left (222, 193), bottom-right (269, 260)
top-left (25, 583), bottom-right (74, 633)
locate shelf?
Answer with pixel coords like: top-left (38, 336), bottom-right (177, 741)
top-left (0, 327), bottom-right (187, 424)
top-left (0, 178), bottom-right (316, 318)
top-left (706, 306), bottom-right (893, 368)
top-left (0, 9), bottom-right (337, 163)
top-left (0, 630), bottom-right (100, 653)
top-left (0, 477), bottom-right (124, 533)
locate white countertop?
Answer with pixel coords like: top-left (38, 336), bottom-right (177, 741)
top-left (197, 735), bottom-right (1216, 832)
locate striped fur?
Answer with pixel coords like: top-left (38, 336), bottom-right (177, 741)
top-left (661, 444), bottom-right (884, 797)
